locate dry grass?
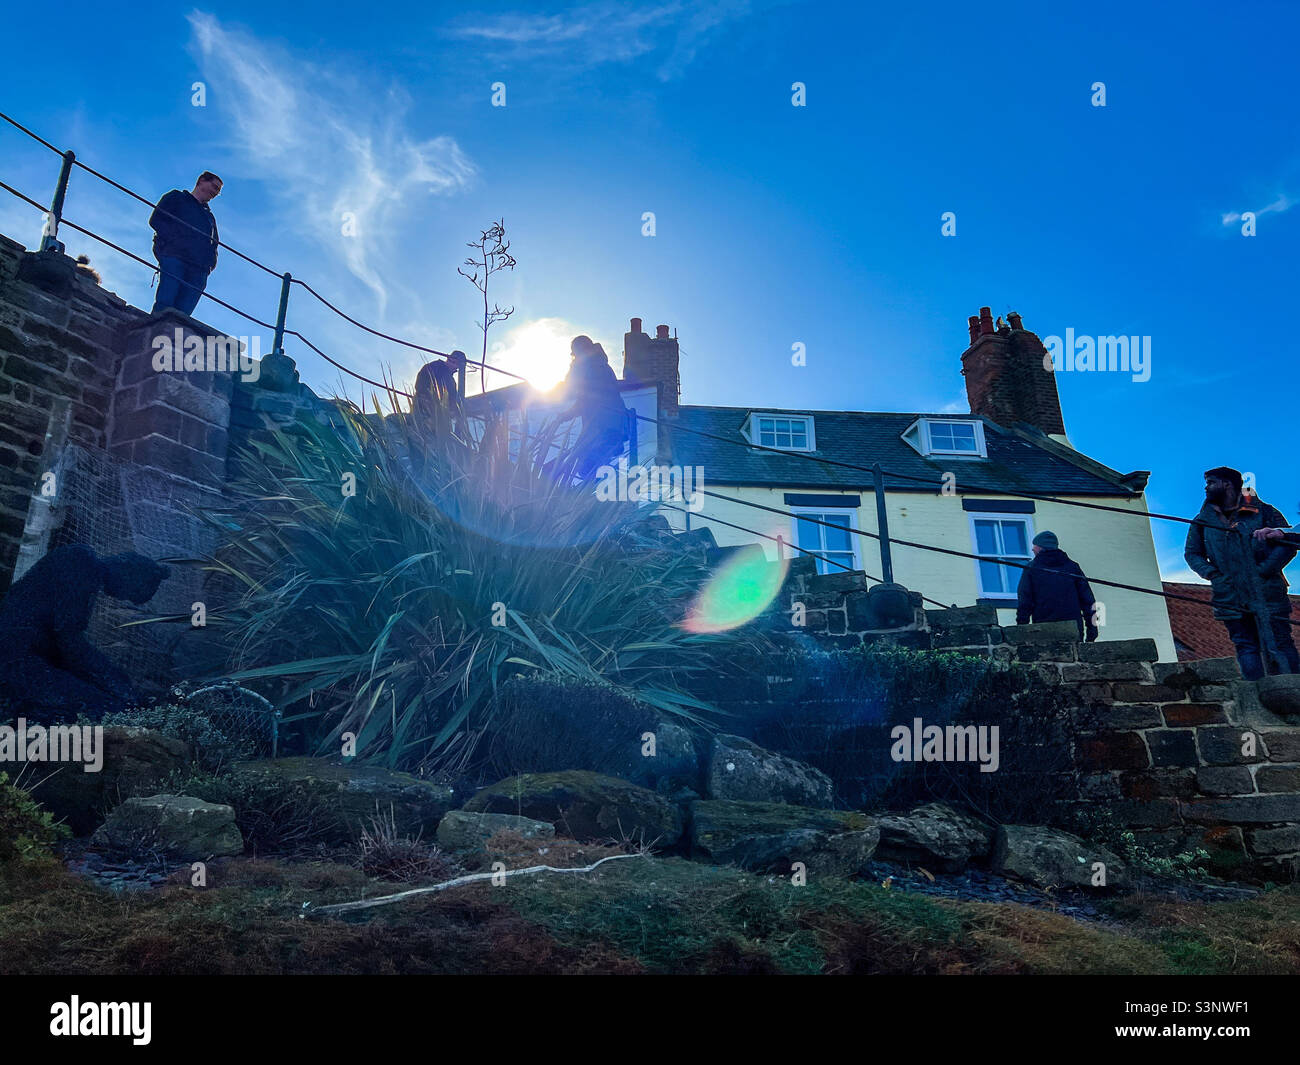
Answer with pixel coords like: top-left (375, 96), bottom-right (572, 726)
top-left (2, 849), bottom-right (1298, 975)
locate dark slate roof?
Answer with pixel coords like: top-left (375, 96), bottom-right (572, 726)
top-left (667, 406), bottom-right (1139, 496)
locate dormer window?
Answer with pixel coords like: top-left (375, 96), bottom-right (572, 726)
top-left (902, 418), bottom-right (987, 458)
top-left (746, 413), bottom-right (814, 451)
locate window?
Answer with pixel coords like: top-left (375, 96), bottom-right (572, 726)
top-left (792, 508), bottom-right (858, 575)
top-left (901, 418), bottom-right (987, 458)
top-left (750, 414), bottom-right (814, 451)
top-left (969, 514), bottom-right (1033, 598)
top-left (927, 421), bottom-right (979, 454)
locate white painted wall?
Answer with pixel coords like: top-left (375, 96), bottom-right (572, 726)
top-left (662, 485), bottom-right (1177, 661)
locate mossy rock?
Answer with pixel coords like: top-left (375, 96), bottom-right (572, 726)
top-left (690, 799), bottom-right (879, 877)
top-left (92, 793), bottom-right (243, 860)
top-left (464, 771), bottom-right (683, 847)
top-left (230, 757), bottom-right (456, 843)
top-left (29, 727), bottom-right (192, 835)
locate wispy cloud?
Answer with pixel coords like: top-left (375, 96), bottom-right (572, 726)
top-left (446, 0), bottom-right (753, 81)
top-left (1221, 193), bottom-right (1293, 227)
top-left (187, 11), bottom-right (476, 313)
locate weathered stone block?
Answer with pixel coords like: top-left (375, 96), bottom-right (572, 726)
top-left (1183, 794), bottom-right (1300, 824)
top-left (1154, 658), bottom-right (1241, 686)
top-left (1011, 641), bottom-right (1078, 662)
top-left (1059, 662), bottom-right (1153, 683)
top-left (1108, 798), bottom-right (1181, 829)
top-left (1079, 731), bottom-right (1149, 771)
top-left (1246, 825), bottom-right (1300, 856)
top-left (1147, 729), bottom-right (1199, 768)
top-left (1001, 620), bottom-right (1080, 645)
top-left (1112, 682), bottom-right (1184, 703)
top-left (1255, 766), bottom-right (1300, 794)
top-left (1195, 766), bottom-right (1255, 795)
top-left (931, 625), bottom-right (993, 648)
top-left (1078, 638), bottom-right (1159, 664)
top-left (1196, 726), bottom-right (1266, 766)
top-left (1099, 704), bottom-right (1163, 730)
top-left (925, 605), bottom-right (998, 628)
top-left (1120, 769), bottom-right (1195, 800)
top-left (806, 571), bottom-right (867, 594)
top-left (1263, 731), bottom-right (1300, 762)
top-left (1162, 703), bottom-right (1228, 727)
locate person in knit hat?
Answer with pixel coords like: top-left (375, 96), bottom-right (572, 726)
top-left (1015, 530), bottom-right (1099, 641)
top-left (1184, 466), bottom-right (1298, 679)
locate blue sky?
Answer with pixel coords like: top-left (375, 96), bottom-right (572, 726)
top-left (0, 0), bottom-right (1296, 580)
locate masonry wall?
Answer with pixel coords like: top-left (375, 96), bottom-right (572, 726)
top-left (746, 559), bottom-right (1300, 882)
top-left (0, 235), bottom-right (324, 684)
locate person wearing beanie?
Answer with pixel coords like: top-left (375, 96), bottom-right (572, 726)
top-left (1184, 466), bottom-right (1299, 680)
top-left (1015, 530), bottom-right (1099, 641)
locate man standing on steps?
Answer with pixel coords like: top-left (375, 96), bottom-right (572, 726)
top-left (1016, 530), bottom-right (1099, 642)
top-left (149, 171), bottom-right (222, 316)
top-left (1184, 466), bottom-right (1299, 679)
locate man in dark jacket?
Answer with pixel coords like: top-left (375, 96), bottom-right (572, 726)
top-left (1184, 466), bottom-right (1298, 679)
top-left (557, 336), bottom-right (628, 480)
top-left (1016, 531), bottom-right (1099, 641)
top-left (149, 172), bottom-right (222, 315)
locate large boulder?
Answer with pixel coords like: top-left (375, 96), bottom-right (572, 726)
top-left (92, 793), bottom-right (243, 860)
top-left (230, 757), bottom-right (456, 842)
top-left (993, 824), bottom-right (1129, 891)
top-left (463, 771), bottom-right (683, 846)
top-left (875, 802), bottom-right (994, 872)
top-left (436, 810), bottom-right (555, 857)
top-left (706, 734), bottom-right (833, 807)
top-left (29, 727), bottom-right (192, 835)
top-left (690, 799), bottom-right (879, 877)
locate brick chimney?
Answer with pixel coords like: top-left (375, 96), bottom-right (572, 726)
top-left (960, 307), bottom-right (1065, 435)
top-left (623, 317), bottom-right (680, 416)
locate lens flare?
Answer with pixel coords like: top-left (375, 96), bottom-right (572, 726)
top-left (682, 548), bottom-right (788, 633)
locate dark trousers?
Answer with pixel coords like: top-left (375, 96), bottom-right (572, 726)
top-left (1223, 614), bottom-right (1300, 680)
top-left (153, 256), bottom-right (209, 316)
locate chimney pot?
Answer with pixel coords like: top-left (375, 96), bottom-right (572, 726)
top-left (978, 307), bottom-right (995, 335)
top-left (630, 317), bottom-right (642, 334)
top-left (1007, 311), bottom-right (1023, 330)
top-left (967, 316), bottom-right (980, 345)
top-left (655, 324), bottom-right (670, 340)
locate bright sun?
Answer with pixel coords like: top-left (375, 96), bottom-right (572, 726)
top-left (485, 318), bottom-right (587, 393)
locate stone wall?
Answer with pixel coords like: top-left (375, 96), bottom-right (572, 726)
top-left (0, 236), bottom-right (327, 684)
top-left (753, 562), bottom-right (1300, 881)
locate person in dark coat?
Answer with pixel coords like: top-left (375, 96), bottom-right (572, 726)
top-left (149, 172), bottom-right (222, 316)
top-left (1184, 466), bottom-right (1298, 680)
top-left (0, 545), bottom-right (169, 723)
top-left (1016, 530), bottom-right (1099, 641)
top-left (556, 336), bottom-right (628, 481)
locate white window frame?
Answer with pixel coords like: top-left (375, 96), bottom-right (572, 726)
top-left (746, 413), bottom-right (816, 452)
top-left (790, 506), bottom-right (859, 575)
top-left (967, 511), bottom-right (1035, 600)
top-left (902, 418), bottom-right (987, 458)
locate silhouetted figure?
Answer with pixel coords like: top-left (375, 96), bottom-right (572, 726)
top-left (0, 545), bottom-right (169, 724)
top-left (1016, 530), bottom-right (1099, 641)
top-left (1185, 466), bottom-right (1298, 680)
top-left (557, 336), bottom-right (628, 481)
top-left (150, 171), bottom-right (222, 316)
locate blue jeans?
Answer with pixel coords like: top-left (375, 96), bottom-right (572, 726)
top-left (1224, 614), bottom-right (1300, 680)
top-left (153, 256), bottom-right (209, 316)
